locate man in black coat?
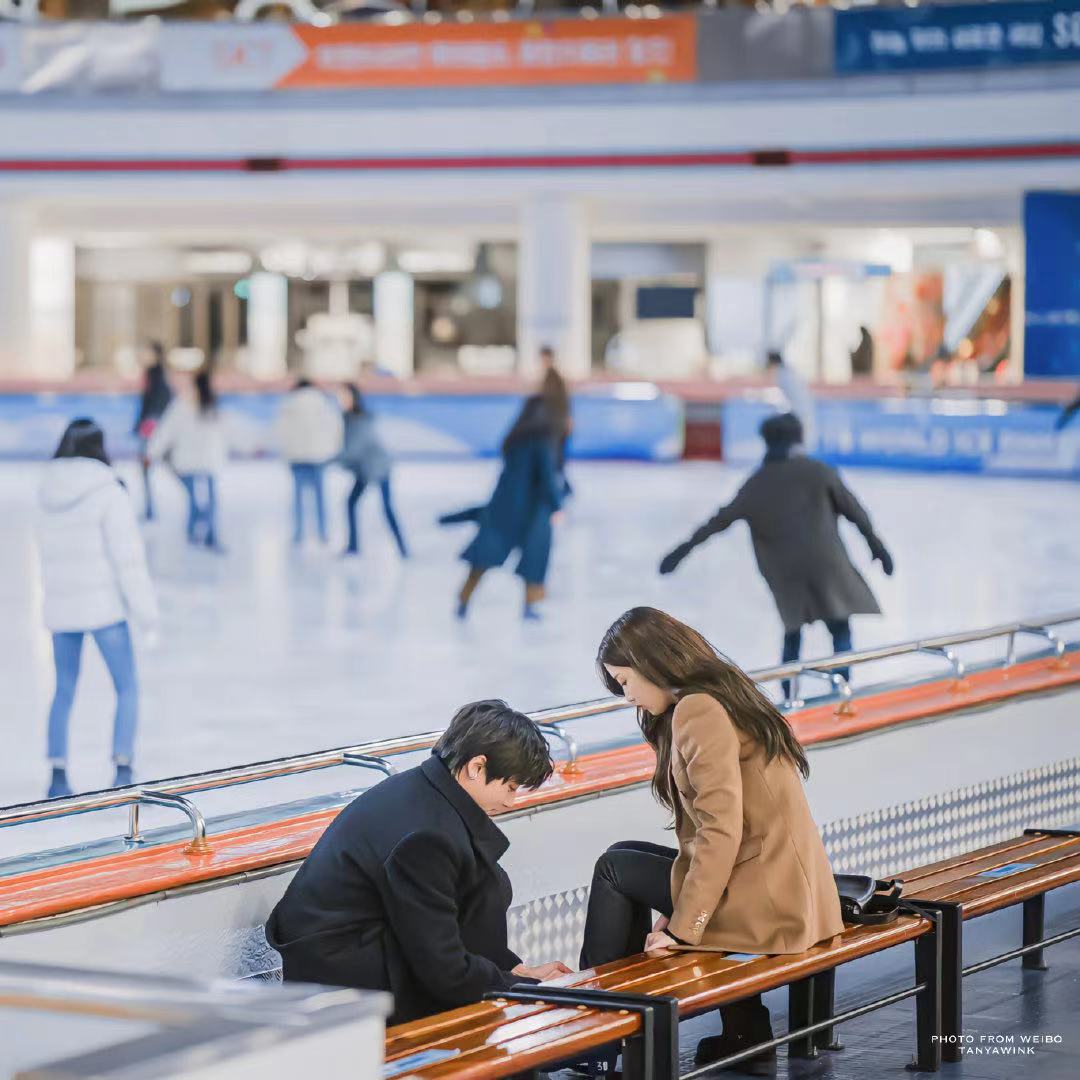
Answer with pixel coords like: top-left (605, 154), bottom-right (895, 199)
top-left (266, 700), bottom-right (571, 1024)
top-left (660, 413), bottom-right (894, 694)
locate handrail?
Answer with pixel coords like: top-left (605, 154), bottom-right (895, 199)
top-left (0, 610), bottom-right (1075, 847)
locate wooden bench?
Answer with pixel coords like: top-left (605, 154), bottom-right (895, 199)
top-left (894, 827), bottom-right (1080, 1063)
top-left (385, 914), bottom-right (940, 1080)
top-left (384, 826), bottom-right (1080, 1080)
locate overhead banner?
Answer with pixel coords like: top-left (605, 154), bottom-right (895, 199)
top-left (160, 16), bottom-right (696, 92)
top-left (278, 16), bottom-right (697, 89)
top-left (1024, 192), bottom-right (1080, 379)
top-left (836, 1), bottom-right (1080, 73)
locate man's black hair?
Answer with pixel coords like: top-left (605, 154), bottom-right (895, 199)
top-left (434, 699), bottom-right (553, 790)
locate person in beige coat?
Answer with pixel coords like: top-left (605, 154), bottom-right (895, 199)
top-left (580, 606), bottom-right (843, 1074)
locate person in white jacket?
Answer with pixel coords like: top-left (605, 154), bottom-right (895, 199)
top-left (37, 419), bottom-right (159, 799)
top-left (148, 369), bottom-right (228, 550)
top-left (276, 379), bottom-right (344, 545)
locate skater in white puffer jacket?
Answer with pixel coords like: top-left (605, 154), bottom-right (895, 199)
top-left (36, 419), bottom-right (158, 799)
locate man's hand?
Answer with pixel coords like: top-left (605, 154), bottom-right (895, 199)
top-left (513, 960), bottom-right (573, 982)
top-left (659, 545), bottom-right (689, 576)
top-left (644, 930), bottom-right (677, 952)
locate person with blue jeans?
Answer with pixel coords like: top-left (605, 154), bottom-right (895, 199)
top-left (148, 368), bottom-right (228, 551)
top-left (277, 379), bottom-right (344, 545)
top-left (37, 420), bottom-right (159, 798)
top-left (179, 473), bottom-right (219, 548)
top-left (660, 412), bottom-right (893, 701)
top-left (338, 385), bottom-right (408, 557)
top-left (49, 623), bottom-right (138, 782)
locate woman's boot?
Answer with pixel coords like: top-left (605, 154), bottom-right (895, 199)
top-left (694, 997), bottom-right (775, 1076)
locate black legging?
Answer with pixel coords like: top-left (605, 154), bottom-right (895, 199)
top-left (580, 840), bottom-right (677, 970)
top-left (580, 841), bottom-right (765, 1032)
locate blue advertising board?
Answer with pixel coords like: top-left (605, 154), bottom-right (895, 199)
top-left (722, 397), bottom-right (1079, 480)
top-left (836, 2), bottom-right (1080, 74)
top-left (0, 388), bottom-right (684, 463)
top-left (1025, 192), bottom-right (1080, 379)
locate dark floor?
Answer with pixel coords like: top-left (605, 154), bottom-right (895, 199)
top-left (556, 886), bottom-right (1080, 1080)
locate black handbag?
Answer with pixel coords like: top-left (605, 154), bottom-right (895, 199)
top-left (834, 874), bottom-right (904, 925)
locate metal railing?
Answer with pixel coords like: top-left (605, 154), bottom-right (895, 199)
top-left (0, 610), bottom-right (1075, 853)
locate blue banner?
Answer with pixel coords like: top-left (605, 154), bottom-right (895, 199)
top-left (0, 389), bottom-right (684, 463)
top-left (836, 2), bottom-right (1080, 73)
top-left (1025, 192), bottom-right (1080, 379)
top-left (722, 398), bottom-right (1079, 480)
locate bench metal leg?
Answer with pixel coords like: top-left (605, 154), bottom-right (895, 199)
top-left (937, 902), bottom-right (963, 1065)
top-left (787, 976), bottom-right (817, 1059)
top-left (1022, 894), bottom-right (1049, 971)
top-left (812, 968), bottom-right (843, 1051)
top-left (907, 915), bottom-right (943, 1072)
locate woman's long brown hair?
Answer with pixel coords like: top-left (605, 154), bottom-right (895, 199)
top-left (597, 607), bottom-right (809, 813)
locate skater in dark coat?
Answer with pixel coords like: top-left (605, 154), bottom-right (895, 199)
top-left (132, 342), bottom-right (172, 521)
top-left (453, 396), bottom-right (565, 621)
top-left (660, 413), bottom-right (893, 690)
top-left (265, 700), bottom-right (570, 1024)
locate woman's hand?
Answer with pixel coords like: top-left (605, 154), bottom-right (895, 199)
top-left (644, 930), bottom-right (677, 953)
top-left (652, 915), bottom-right (670, 934)
top-left (513, 960), bottom-right (573, 982)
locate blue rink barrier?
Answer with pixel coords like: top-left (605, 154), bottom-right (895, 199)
top-left (722, 397), bottom-right (1080, 479)
top-left (0, 388), bottom-right (684, 463)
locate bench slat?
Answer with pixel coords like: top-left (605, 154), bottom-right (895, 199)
top-left (399, 1011), bottom-right (640, 1080)
top-left (901, 835), bottom-right (1080, 895)
top-left (388, 1002), bottom-right (568, 1060)
top-left (892, 832), bottom-right (1067, 884)
top-left (909, 850), bottom-right (1080, 917)
top-left (552, 918), bottom-right (928, 1015)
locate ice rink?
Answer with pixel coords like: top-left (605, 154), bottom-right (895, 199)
top-left (2, 457), bottom-right (1078, 807)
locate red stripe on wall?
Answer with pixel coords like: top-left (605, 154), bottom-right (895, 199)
top-left (0, 142), bottom-right (1076, 173)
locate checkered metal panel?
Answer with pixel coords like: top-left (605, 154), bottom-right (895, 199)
top-left (822, 754), bottom-right (1080, 879)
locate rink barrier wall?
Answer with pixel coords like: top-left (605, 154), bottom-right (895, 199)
top-left (2, 387), bottom-right (1077, 475)
top-left (721, 396), bottom-right (1080, 479)
top-left (0, 388), bottom-right (683, 463)
top-left (0, 650), bottom-right (1076, 935)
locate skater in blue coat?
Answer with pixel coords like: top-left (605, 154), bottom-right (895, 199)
top-left (451, 396), bottom-right (564, 621)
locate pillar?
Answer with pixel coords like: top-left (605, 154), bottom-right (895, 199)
top-left (373, 269), bottom-right (414, 378)
top-left (705, 243), bottom-right (766, 371)
top-left (245, 271), bottom-right (289, 380)
top-left (517, 197), bottom-right (589, 378)
top-left (0, 204), bottom-right (33, 377)
top-left (30, 237), bottom-right (76, 380)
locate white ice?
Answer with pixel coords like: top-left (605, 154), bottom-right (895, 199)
top-left (1, 458), bottom-right (1078, 825)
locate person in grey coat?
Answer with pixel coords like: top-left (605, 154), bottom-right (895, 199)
top-left (659, 413), bottom-right (893, 692)
top-left (338, 385), bottom-right (407, 558)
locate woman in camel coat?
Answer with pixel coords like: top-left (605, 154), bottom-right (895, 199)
top-left (580, 606), bottom-right (843, 1073)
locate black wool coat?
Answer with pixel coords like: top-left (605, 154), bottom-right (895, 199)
top-left (679, 455), bottom-right (889, 632)
top-left (265, 754), bottom-right (528, 1024)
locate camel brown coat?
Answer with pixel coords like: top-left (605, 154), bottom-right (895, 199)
top-left (666, 693), bottom-right (844, 954)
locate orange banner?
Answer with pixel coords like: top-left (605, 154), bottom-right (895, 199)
top-left (277, 16), bottom-right (697, 90)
